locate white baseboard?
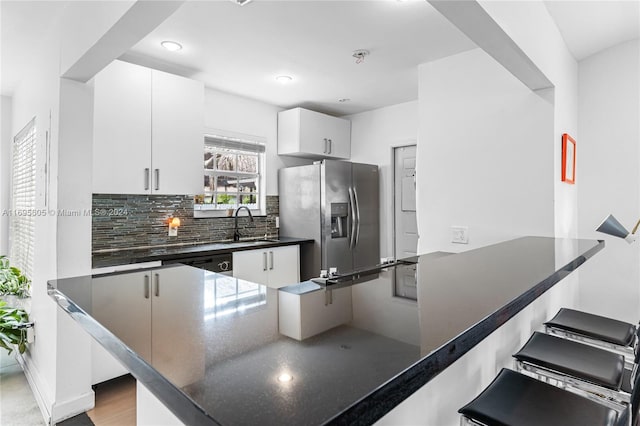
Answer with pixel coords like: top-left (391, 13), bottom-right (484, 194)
top-left (16, 352), bottom-right (52, 425)
top-left (16, 352), bottom-right (95, 425)
top-left (51, 390), bottom-right (95, 424)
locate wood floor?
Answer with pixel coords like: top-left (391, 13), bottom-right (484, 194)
top-left (87, 375), bottom-right (136, 426)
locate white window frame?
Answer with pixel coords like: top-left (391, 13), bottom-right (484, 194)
top-left (9, 118), bottom-right (36, 279)
top-left (195, 133), bottom-right (266, 218)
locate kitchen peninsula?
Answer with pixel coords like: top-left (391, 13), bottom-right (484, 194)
top-left (48, 237), bottom-right (604, 425)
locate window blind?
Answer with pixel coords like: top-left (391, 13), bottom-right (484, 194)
top-left (9, 118), bottom-right (36, 279)
top-left (205, 135), bottom-right (266, 153)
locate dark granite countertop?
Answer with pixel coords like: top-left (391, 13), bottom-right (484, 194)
top-left (92, 236), bottom-right (314, 269)
top-left (49, 236), bottom-right (603, 425)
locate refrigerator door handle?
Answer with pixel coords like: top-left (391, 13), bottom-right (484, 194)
top-left (348, 187), bottom-right (356, 249)
top-left (353, 187), bottom-right (361, 246)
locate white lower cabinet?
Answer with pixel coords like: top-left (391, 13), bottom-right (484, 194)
top-left (279, 286), bottom-right (353, 341)
top-left (232, 245), bottom-right (300, 288)
top-left (91, 267), bottom-right (204, 386)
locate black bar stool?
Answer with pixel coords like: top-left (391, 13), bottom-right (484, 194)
top-left (545, 308), bottom-right (638, 363)
top-left (459, 368), bottom-right (637, 426)
top-left (513, 331), bottom-right (633, 408)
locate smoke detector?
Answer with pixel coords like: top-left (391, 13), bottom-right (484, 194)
top-left (352, 49), bottom-right (370, 64)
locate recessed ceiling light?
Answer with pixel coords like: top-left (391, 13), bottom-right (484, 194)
top-left (229, 0), bottom-right (253, 5)
top-left (277, 373), bottom-right (293, 383)
top-left (161, 41), bottom-right (182, 52)
top-left (339, 98), bottom-right (351, 103)
top-left (275, 75), bottom-right (293, 84)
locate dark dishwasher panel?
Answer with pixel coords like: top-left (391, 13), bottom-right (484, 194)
top-left (163, 253), bottom-right (232, 274)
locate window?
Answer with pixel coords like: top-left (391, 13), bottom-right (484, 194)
top-left (197, 135), bottom-right (265, 213)
top-left (9, 118), bottom-right (36, 279)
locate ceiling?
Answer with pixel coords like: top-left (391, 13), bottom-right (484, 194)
top-left (122, 0), bottom-right (476, 116)
top-left (2, 1), bottom-right (639, 115)
top-left (544, 0), bottom-right (640, 61)
top-left (0, 1), bottom-right (71, 96)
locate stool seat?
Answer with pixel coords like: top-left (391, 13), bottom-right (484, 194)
top-left (545, 308), bottom-right (636, 347)
top-left (514, 332), bottom-right (625, 390)
top-left (459, 368), bottom-right (620, 426)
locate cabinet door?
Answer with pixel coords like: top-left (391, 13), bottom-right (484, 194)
top-left (322, 114), bottom-right (351, 160)
top-left (93, 60), bottom-right (152, 194)
top-left (297, 108), bottom-right (330, 157)
top-left (91, 271), bottom-right (152, 362)
top-left (267, 245), bottom-right (300, 288)
top-left (278, 108), bottom-right (351, 159)
top-left (233, 249), bottom-right (269, 285)
top-left (151, 267), bottom-right (205, 387)
top-left (151, 70), bottom-right (204, 195)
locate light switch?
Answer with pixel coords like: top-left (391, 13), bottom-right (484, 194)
top-left (451, 226), bottom-right (469, 244)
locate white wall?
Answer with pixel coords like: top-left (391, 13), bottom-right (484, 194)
top-left (10, 29), bottom-right (62, 423)
top-left (417, 47), bottom-right (554, 254)
top-left (456, 1), bottom-right (578, 240)
top-left (0, 96), bottom-right (11, 254)
top-left (576, 39), bottom-right (640, 323)
top-left (203, 88), bottom-right (311, 196)
top-left (347, 100), bottom-right (418, 258)
top-left (345, 101), bottom-right (420, 344)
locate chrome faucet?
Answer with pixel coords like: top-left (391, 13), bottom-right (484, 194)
top-left (233, 206), bottom-right (254, 241)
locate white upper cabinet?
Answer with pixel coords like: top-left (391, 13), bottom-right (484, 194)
top-left (93, 60), bottom-right (203, 195)
top-left (151, 70), bottom-right (204, 195)
top-left (93, 61), bottom-right (152, 194)
top-left (277, 107), bottom-right (351, 160)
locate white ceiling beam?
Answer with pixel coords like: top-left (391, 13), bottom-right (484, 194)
top-left (428, 0), bottom-right (553, 91)
top-left (61, 1), bottom-right (185, 82)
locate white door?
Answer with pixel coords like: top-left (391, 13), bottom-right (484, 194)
top-left (267, 245), bottom-right (300, 288)
top-left (233, 249), bottom-right (268, 285)
top-left (151, 70), bottom-right (204, 195)
top-left (93, 60), bottom-right (152, 194)
top-left (393, 145), bottom-right (418, 299)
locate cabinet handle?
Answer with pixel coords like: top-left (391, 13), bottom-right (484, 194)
top-left (323, 138), bottom-right (328, 154)
top-left (263, 252), bottom-right (267, 271)
top-left (144, 275), bottom-right (150, 299)
top-left (269, 251), bottom-right (274, 270)
top-left (328, 139), bottom-right (332, 154)
top-left (154, 169), bottom-right (160, 191)
top-left (154, 273), bottom-right (160, 297)
top-left (324, 289), bottom-right (333, 306)
top-left (144, 168), bottom-right (150, 190)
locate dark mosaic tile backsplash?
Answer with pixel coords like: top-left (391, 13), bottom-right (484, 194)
top-left (92, 194), bottom-right (279, 252)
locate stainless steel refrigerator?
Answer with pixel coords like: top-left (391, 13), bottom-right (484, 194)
top-left (278, 160), bottom-right (379, 280)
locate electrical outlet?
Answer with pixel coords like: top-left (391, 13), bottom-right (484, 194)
top-left (451, 226), bottom-right (469, 244)
top-left (275, 216), bottom-right (280, 228)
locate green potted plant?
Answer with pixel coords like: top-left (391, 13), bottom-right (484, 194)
top-left (0, 255), bottom-right (31, 298)
top-left (0, 300), bottom-right (30, 354)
